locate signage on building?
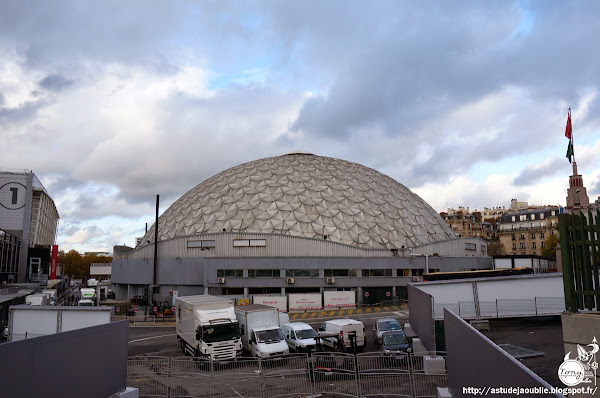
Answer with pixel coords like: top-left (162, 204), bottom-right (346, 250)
top-left (50, 245), bottom-right (58, 280)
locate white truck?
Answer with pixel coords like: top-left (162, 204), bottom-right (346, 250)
top-left (42, 289), bottom-right (58, 305)
top-left (235, 304), bottom-right (289, 358)
top-left (176, 295), bottom-right (242, 360)
top-left (80, 288), bottom-right (96, 304)
top-left (25, 293), bottom-right (48, 306)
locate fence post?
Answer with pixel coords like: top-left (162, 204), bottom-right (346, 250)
top-left (496, 299), bottom-right (499, 331)
top-left (210, 357), bottom-right (215, 398)
top-left (535, 297), bottom-right (538, 329)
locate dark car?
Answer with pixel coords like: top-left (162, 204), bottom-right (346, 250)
top-left (381, 331), bottom-right (410, 357)
top-left (373, 317), bottom-right (402, 346)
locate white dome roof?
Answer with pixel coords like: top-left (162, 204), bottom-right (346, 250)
top-left (142, 154), bottom-right (455, 249)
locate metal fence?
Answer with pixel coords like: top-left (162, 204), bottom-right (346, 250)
top-left (559, 210), bottom-right (600, 312)
top-left (128, 352), bottom-right (447, 398)
top-left (432, 297), bottom-right (564, 320)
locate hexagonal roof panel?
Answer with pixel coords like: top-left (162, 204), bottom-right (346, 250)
top-left (140, 153), bottom-right (455, 249)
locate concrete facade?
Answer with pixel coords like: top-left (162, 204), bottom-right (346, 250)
top-left (0, 170), bottom-right (59, 283)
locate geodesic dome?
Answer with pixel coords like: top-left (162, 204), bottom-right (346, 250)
top-left (140, 153), bottom-right (455, 249)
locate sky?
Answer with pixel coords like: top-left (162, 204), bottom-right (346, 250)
top-left (1, 0), bottom-right (599, 253)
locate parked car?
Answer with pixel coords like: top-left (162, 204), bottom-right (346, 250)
top-left (318, 319), bottom-right (365, 352)
top-left (282, 322), bottom-right (317, 352)
top-left (2, 326), bottom-right (8, 339)
top-left (373, 317), bottom-right (402, 346)
top-left (381, 331), bottom-right (410, 355)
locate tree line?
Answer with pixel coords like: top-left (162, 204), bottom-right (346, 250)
top-left (57, 250), bottom-right (112, 279)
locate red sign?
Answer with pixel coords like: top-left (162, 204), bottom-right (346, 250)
top-left (386, 292), bottom-right (391, 297)
top-left (50, 244), bottom-right (58, 280)
top-left (364, 292), bottom-right (369, 297)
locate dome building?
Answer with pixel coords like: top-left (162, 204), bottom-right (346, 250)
top-left (112, 153), bottom-right (491, 304)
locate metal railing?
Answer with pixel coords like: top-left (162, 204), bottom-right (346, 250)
top-left (127, 352), bottom-right (447, 398)
top-left (559, 211), bottom-right (600, 312)
top-left (432, 297), bottom-right (564, 321)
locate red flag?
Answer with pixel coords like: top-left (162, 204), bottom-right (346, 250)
top-left (565, 111), bottom-right (572, 139)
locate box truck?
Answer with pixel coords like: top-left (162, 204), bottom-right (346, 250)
top-left (176, 295), bottom-right (242, 360)
top-left (235, 304), bottom-right (289, 358)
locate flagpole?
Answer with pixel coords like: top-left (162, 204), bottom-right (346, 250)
top-left (570, 108), bottom-right (575, 164)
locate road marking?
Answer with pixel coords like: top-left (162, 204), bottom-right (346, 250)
top-left (329, 311), bottom-right (335, 316)
top-left (129, 334), bottom-right (176, 344)
top-left (339, 310), bottom-right (345, 316)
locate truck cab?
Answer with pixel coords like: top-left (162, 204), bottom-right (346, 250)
top-left (176, 295), bottom-right (243, 360)
top-left (248, 326), bottom-right (288, 358)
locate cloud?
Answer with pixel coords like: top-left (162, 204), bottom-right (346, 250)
top-left (513, 157), bottom-right (565, 186)
top-left (2, 1), bottom-right (600, 252)
top-left (39, 74), bottom-right (74, 92)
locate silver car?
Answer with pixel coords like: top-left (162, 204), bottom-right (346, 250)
top-left (373, 318), bottom-right (402, 346)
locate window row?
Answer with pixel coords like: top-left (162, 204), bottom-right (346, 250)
top-left (216, 268), bottom-right (431, 278)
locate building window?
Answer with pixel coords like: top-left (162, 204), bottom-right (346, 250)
top-left (511, 234), bottom-right (515, 241)
top-left (512, 216), bottom-right (516, 222)
top-left (540, 213), bottom-right (545, 219)
top-left (248, 269), bottom-right (277, 278)
top-left (540, 232), bottom-right (545, 239)
top-left (520, 215), bottom-right (526, 221)
top-left (324, 269), bottom-right (355, 277)
top-left (531, 214), bottom-right (536, 221)
top-left (465, 243), bottom-right (476, 251)
top-left (217, 269), bottom-right (243, 278)
top-left (286, 269), bottom-right (319, 278)
top-left (551, 211), bottom-right (556, 216)
top-left (363, 269), bottom-right (393, 277)
top-left (233, 239), bottom-right (266, 247)
top-left (512, 243), bottom-right (517, 250)
top-left (520, 233), bottom-right (525, 240)
top-left (532, 242), bottom-right (536, 249)
top-left (530, 232), bottom-right (536, 239)
top-left (520, 243), bottom-right (526, 250)
top-left (187, 240), bottom-right (216, 248)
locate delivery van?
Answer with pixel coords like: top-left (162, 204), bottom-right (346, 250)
top-left (281, 322), bottom-right (317, 352)
top-left (317, 319), bottom-right (365, 352)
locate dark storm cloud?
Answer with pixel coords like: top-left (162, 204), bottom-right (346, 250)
top-left (39, 74), bottom-right (74, 92)
top-left (513, 157), bottom-right (564, 186)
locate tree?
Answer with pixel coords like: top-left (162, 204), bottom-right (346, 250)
top-left (487, 240), bottom-right (505, 256)
top-left (541, 234), bottom-right (558, 258)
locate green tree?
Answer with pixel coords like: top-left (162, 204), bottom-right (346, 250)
top-left (541, 234), bottom-right (558, 258)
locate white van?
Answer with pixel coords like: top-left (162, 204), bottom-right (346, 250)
top-left (281, 322), bottom-right (317, 352)
top-left (317, 319), bottom-right (366, 352)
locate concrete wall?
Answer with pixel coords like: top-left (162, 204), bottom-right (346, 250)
top-left (445, 309), bottom-right (561, 397)
top-left (0, 320), bottom-right (128, 398)
top-left (562, 312), bottom-right (600, 388)
top-left (408, 284), bottom-right (434, 351)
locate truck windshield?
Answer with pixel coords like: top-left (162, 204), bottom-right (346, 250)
top-left (255, 328), bottom-right (284, 343)
top-left (202, 323), bottom-right (241, 343)
top-left (296, 328), bottom-right (317, 339)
